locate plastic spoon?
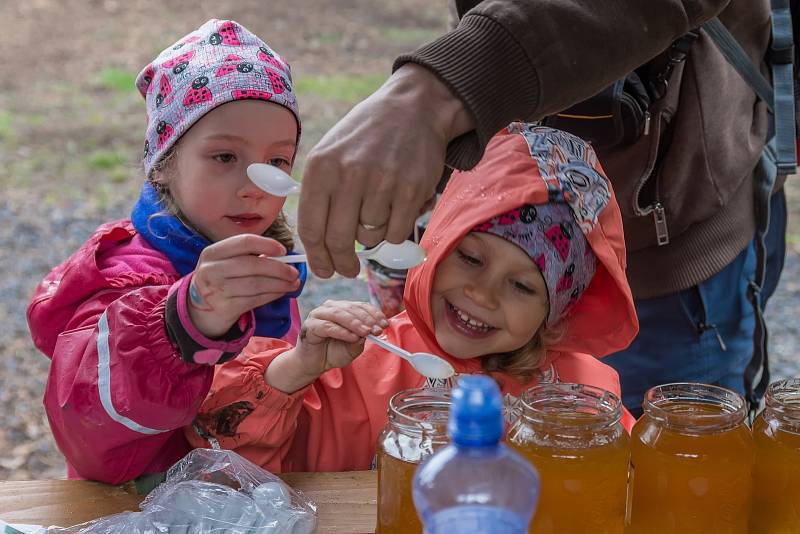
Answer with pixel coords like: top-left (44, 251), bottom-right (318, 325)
top-left (270, 240), bottom-right (427, 270)
top-left (367, 335), bottom-right (455, 380)
top-left (247, 163), bottom-right (301, 196)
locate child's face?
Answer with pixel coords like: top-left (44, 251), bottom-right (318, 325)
top-left (168, 100), bottom-right (297, 242)
top-left (430, 232), bottom-right (549, 359)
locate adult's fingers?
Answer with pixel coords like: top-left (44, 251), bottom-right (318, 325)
top-left (323, 174), bottom-right (363, 278)
top-left (296, 153), bottom-right (335, 278)
top-left (355, 177), bottom-right (393, 247)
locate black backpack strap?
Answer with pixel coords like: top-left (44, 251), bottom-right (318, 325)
top-left (702, 0), bottom-right (796, 417)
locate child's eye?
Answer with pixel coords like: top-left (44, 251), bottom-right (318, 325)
top-left (512, 280), bottom-right (535, 295)
top-left (213, 153), bottom-right (236, 164)
top-left (457, 249), bottom-right (482, 267)
top-left (267, 157), bottom-right (291, 169)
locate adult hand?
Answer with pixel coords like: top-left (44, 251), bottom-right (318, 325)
top-left (298, 64), bottom-right (475, 278)
top-left (188, 234), bottom-right (301, 338)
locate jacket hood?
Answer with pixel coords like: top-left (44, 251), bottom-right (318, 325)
top-left (403, 124), bottom-right (638, 372)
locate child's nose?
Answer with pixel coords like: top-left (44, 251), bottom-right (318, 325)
top-left (463, 282), bottom-right (499, 310)
top-left (239, 173), bottom-right (267, 199)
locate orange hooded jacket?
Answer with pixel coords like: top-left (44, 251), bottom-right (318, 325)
top-left (186, 125), bottom-right (639, 473)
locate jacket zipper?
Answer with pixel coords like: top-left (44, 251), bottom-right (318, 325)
top-left (653, 202), bottom-right (670, 245)
top-left (629, 110), bottom-right (670, 246)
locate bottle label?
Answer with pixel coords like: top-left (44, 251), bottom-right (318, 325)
top-left (424, 505), bottom-right (527, 534)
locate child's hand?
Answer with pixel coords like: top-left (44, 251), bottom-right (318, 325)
top-left (265, 301), bottom-right (389, 393)
top-left (188, 234), bottom-right (301, 338)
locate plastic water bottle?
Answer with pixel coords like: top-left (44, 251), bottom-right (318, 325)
top-left (412, 375), bottom-right (540, 533)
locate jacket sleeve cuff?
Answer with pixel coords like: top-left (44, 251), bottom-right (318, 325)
top-left (164, 274), bottom-right (255, 365)
top-left (393, 14), bottom-right (540, 171)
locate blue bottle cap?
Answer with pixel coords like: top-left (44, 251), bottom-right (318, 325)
top-left (448, 375), bottom-right (504, 446)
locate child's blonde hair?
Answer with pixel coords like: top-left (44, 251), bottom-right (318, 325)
top-left (481, 324), bottom-right (563, 383)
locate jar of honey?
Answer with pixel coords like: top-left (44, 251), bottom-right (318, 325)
top-left (750, 377), bottom-right (800, 532)
top-left (376, 387), bottom-right (450, 534)
top-left (507, 383), bottom-right (629, 533)
top-left (627, 383), bottom-right (754, 533)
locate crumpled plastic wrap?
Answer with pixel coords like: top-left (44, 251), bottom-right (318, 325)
top-left (48, 449), bottom-right (317, 533)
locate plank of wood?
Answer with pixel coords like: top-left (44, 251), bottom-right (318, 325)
top-left (0, 471), bottom-right (377, 533)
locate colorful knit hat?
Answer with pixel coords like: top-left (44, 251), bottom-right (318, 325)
top-left (135, 19), bottom-right (300, 176)
top-left (472, 201), bottom-right (597, 325)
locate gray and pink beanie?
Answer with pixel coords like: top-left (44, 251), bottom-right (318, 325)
top-left (473, 202), bottom-right (597, 326)
top-left (136, 19), bottom-right (300, 176)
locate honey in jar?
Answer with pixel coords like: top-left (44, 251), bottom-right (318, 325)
top-left (375, 387), bottom-right (450, 534)
top-left (750, 377), bottom-right (800, 532)
top-left (507, 383), bottom-right (629, 533)
top-left (627, 383), bottom-right (754, 533)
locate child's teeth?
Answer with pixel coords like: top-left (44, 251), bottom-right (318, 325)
top-left (454, 305), bottom-right (490, 330)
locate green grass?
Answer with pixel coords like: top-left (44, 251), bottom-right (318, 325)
top-left (384, 27), bottom-right (440, 46)
top-left (316, 31), bottom-right (343, 43)
top-left (295, 74), bottom-right (386, 102)
top-left (0, 111), bottom-right (14, 140)
top-left (94, 67), bottom-right (138, 94)
top-left (86, 149), bottom-right (128, 170)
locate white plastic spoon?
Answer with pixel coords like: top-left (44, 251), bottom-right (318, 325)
top-left (367, 335), bottom-right (455, 380)
top-left (270, 240), bottom-right (427, 270)
top-left (247, 163), bottom-right (301, 196)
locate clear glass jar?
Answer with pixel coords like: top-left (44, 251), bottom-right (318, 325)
top-left (507, 383), bottom-right (629, 533)
top-left (750, 378), bottom-right (800, 532)
top-left (375, 387), bottom-right (450, 534)
top-left (627, 383), bottom-right (754, 533)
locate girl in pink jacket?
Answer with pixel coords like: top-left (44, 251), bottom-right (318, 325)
top-left (27, 19), bottom-right (305, 484)
top-left (186, 123), bottom-right (640, 473)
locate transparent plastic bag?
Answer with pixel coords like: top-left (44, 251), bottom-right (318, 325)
top-left (47, 449), bottom-right (317, 533)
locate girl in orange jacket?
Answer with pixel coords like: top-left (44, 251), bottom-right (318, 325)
top-left (186, 123), bottom-right (639, 473)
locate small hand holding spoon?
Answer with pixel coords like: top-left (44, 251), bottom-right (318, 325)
top-left (366, 334), bottom-right (455, 380)
top-left (270, 240), bottom-right (426, 270)
top-left (247, 163), bottom-right (301, 196)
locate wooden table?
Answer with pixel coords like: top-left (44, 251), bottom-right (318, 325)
top-left (0, 471), bottom-right (377, 533)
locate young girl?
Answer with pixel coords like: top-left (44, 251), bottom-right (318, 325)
top-left (186, 123), bottom-right (639, 473)
top-left (27, 19), bottom-right (305, 484)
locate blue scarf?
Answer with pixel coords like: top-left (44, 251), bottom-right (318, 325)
top-left (131, 182), bottom-right (306, 338)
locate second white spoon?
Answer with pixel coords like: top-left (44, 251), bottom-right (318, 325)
top-left (367, 334), bottom-right (455, 380)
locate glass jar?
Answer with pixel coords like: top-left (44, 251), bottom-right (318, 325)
top-left (627, 383), bottom-right (754, 533)
top-left (507, 383), bottom-right (629, 533)
top-left (750, 378), bottom-right (800, 532)
top-left (375, 387), bottom-right (450, 534)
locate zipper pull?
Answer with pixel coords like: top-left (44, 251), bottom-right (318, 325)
top-left (653, 203), bottom-right (669, 245)
top-left (643, 111), bottom-right (651, 136)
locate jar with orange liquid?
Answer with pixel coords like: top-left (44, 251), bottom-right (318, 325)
top-left (627, 383), bottom-right (754, 533)
top-left (507, 383), bottom-right (629, 533)
top-left (750, 377), bottom-right (800, 532)
top-left (375, 387), bottom-right (450, 534)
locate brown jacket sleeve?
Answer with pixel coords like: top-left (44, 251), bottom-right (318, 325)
top-left (395, 0), bottom-right (732, 170)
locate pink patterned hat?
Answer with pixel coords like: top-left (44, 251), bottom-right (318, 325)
top-left (136, 19), bottom-right (300, 176)
top-left (472, 202), bottom-right (597, 326)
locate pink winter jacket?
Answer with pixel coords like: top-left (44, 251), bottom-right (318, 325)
top-left (27, 220), bottom-right (300, 484)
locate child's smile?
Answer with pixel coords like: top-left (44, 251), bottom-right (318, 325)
top-left (444, 300), bottom-right (496, 337)
top-left (430, 232), bottom-right (549, 359)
